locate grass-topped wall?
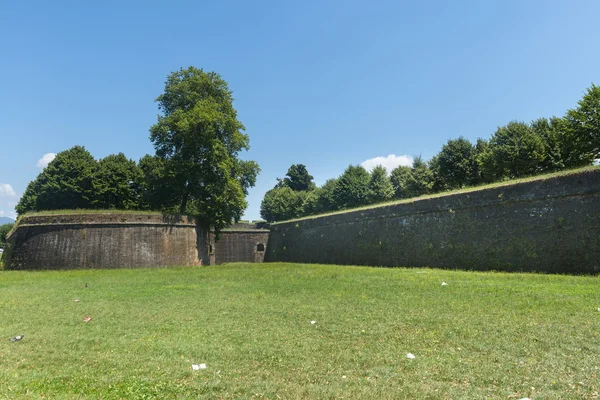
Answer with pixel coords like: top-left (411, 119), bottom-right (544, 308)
top-left (265, 168), bottom-right (600, 274)
top-left (4, 212), bottom-right (209, 270)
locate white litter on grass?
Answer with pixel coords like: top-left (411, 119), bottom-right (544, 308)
top-left (310, 320), bottom-right (316, 324)
top-left (406, 353), bottom-right (416, 359)
top-left (342, 375), bottom-right (347, 379)
top-left (192, 363), bottom-right (207, 370)
top-left (518, 398), bottom-right (531, 400)
top-left (441, 282), bottom-right (448, 286)
top-left (597, 307), bottom-right (600, 311)
top-left (74, 299), bottom-right (80, 302)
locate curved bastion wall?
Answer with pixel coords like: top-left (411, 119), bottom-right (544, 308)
top-left (4, 213), bottom-right (209, 270)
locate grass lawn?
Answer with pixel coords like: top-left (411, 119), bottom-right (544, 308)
top-left (1, 263), bottom-right (599, 399)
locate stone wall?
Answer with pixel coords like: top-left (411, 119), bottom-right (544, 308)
top-left (265, 169), bottom-right (600, 274)
top-left (5, 213), bottom-right (209, 270)
top-left (209, 224), bottom-right (270, 265)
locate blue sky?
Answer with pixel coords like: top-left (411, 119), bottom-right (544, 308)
top-left (1, 0), bottom-right (599, 221)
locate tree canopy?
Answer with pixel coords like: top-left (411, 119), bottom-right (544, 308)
top-left (435, 137), bottom-right (477, 188)
top-left (478, 121), bottom-right (547, 180)
top-left (16, 146), bottom-right (98, 214)
top-left (367, 165), bottom-right (394, 203)
top-left (148, 67), bottom-right (259, 232)
top-left (563, 83), bottom-right (600, 163)
top-left (333, 165), bottom-right (371, 209)
top-left (94, 153), bottom-right (144, 210)
top-left (260, 187), bottom-right (307, 222)
top-left (277, 164), bottom-right (315, 191)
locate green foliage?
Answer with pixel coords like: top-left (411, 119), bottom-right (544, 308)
top-left (260, 186), bottom-right (307, 222)
top-left (562, 83), bottom-right (600, 162)
top-left (472, 138), bottom-right (490, 183)
top-left (0, 223), bottom-right (13, 247)
top-left (138, 155), bottom-right (179, 212)
top-left (435, 136), bottom-right (477, 188)
top-left (277, 164), bottom-right (315, 191)
top-left (478, 121), bottom-right (547, 180)
top-left (390, 165), bottom-right (412, 199)
top-left (16, 146), bottom-right (97, 214)
top-left (149, 67), bottom-right (258, 232)
top-left (405, 156), bottom-right (434, 197)
top-left (333, 165), bottom-right (371, 209)
top-left (367, 165), bottom-right (394, 203)
top-left (94, 153), bottom-right (145, 210)
top-left (312, 178), bottom-right (341, 214)
top-left (16, 148), bottom-right (151, 215)
top-left (236, 160), bottom-right (261, 195)
top-left (16, 180), bottom-right (41, 216)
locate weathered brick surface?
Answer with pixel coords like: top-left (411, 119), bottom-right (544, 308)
top-left (210, 230), bottom-right (270, 265)
top-left (265, 170), bottom-right (600, 274)
top-left (5, 213), bottom-right (209, 270)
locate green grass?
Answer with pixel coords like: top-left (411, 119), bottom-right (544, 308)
top-left (276, 165), bottom-right (600, 224)
top-left (1, 263), bottom-right (599, 399)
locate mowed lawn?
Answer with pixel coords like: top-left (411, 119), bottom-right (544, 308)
top-left (0, 264), bottom-right (599, 399)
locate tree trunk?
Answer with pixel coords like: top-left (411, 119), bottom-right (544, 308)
top-left (179, 188), bottom-right (188, 214)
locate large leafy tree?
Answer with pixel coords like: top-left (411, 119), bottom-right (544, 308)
top-left (472, 138), bottom-right (490, 183)
top-left (260, 187), bottom-right (307, 222)
top-left (94, 153), bottom-right (144, 210)
top-left (333, 165), bottom-right (371, 209)
top-left (149, 67), bottom-right (259, 232)
top-left (390, 165), bottom-right (412, 199)
top-left (367, 165), bottom-right (394, 203)
top-left (405, 156), bottom-right (434, 197)
top-left (435, 137), bottom-right (477, 188)
top-left (16, 146), bottom-right (97, 214)
top-left (138, 155), bottom-right (178, 212)
top-left (277, 164), bottom-right (315, 191)
top-left (562, 83), bottom-right (600, 162)
top-left (312, 178), bottom-right (340, 214)
top-left (478, 121), bottom-right (546, 180)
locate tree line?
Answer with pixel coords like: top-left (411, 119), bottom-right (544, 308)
top-left (16, 67), bottom-right (260, 234)
top-left (261, 84), bottom-right (600, 222)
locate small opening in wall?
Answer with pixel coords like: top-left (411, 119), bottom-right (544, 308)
top-left (209, 244), bottom-right (214, 254)
top-left (256, 243), bottom-right (265, 252)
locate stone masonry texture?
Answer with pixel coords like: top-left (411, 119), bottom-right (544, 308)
top-left (5, 213), bottom-right (209, 270)
top-left (265, 169), bottom-right (600, 274)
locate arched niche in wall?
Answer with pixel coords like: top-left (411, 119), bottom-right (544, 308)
top-left (256, 243), bottom-right (265, 252)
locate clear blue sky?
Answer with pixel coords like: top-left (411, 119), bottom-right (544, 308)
top-left (1, 0), bottom-right (599, 221)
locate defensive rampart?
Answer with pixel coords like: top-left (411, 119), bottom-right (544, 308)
top-left (209, 226), bottom-right (270, 265)
top-left (265, 169), bottom-right (600, 274)
top-left (4, 213), bottom-right (209, 270)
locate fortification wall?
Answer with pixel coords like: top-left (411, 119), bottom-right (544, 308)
top-left (209, 229), bottom-right (270, 265)
top-left (265, 169), bottom-right (600, 274)
top-left (5, 213), bottom-right (209, 270)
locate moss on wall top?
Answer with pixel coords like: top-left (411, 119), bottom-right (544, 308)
top-left (273, 166), bottom-right (600, 226)
top-left (7, 211), bottom-right (199, 240)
